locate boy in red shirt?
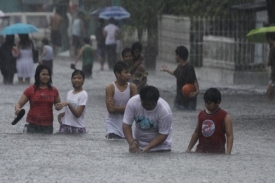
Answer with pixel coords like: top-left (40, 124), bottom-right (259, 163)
top-left (186, 88), bottom-right (234, 154)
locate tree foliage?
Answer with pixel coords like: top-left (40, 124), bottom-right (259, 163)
top-left (163, 0), bottom-right (255, 17)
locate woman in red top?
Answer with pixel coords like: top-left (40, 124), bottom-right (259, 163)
top-left (186, 88), bottom-right (234, 154)
top-left (15, 64), bottom-right (61, 134)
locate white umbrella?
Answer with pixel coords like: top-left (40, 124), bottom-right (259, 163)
top-left (0, 10), bottom-right (5, 18)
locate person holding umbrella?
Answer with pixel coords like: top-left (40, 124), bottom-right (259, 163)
top-left (266, 32), bottom-right (275, 99)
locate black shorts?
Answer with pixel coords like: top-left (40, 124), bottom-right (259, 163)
top-left (51, 30), bottom-right (62, 47)
top-left (73, 35), bottom-right (82, 49)
top-left (27, 123), bottom-right (53, 134)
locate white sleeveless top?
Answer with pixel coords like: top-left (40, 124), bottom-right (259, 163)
top-left (105, 82), bottom-right (131, 138)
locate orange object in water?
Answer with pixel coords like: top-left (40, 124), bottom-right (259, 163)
top-left (182, 84), bottom-right (196, 97)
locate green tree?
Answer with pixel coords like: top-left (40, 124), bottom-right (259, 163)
top-left (121, 0), bottom-right (165, 70)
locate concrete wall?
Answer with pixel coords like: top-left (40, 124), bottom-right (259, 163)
top-left (158, 15), bottom-right (190, 63)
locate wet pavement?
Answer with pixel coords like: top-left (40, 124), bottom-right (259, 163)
top-left (0, 56), bottom-right (274, 183)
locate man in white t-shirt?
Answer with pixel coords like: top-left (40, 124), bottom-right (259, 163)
top-left (103, 17), bottom-right (120, 70)
top-left (123, 86), bottom-right (173, 152)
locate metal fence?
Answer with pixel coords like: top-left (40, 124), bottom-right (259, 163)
top-left (189, 15), bottom-right (269, 71)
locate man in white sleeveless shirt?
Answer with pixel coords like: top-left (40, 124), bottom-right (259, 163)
top-left (105, 61), bottom-right (137, 139)
top-left (123, 86), bottom-right (173, 152)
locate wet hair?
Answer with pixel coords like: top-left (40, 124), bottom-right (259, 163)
top-left (83, 37), bottom-right (91, 44)
top-left (18, 34), bottom-right (31, 49)
top-left (139, 85), bottom-right (160, 102)
top-left (131, 42), bottom-right (142, 52)
top-left (71, 69), bottom-right (85, 80)
top-left (4, 35), bottom-right (14, 47)
top-left (109, 17), bottom-right (116, 24)
top-left (34, 64), bottom-right (52, 91)
top-left (175, 46), bottom-right (189, 60)
top-left (121, 47), bottom-right (132, 58)
top-left (204, 88), bottom-right (221, 104)
top-left (113, 61), bottom-right (129, 77)
top-left (42, 38), bottom-right (49, 45)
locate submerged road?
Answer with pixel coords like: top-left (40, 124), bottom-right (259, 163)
top-left (0, 56), bottom-right (274, 183)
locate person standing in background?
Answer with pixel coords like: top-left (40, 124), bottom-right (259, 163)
top-left (266, 32), bottom-right (275, 99)
top-left (39, 38), bottom-right (54, 73)
top-left (0, 35), bottom-right (16, 84)
top-left (77, 0), bottom-right (95, 37)
top-left (74, 37), bottom-right (94, 79)
top-left (104, 17), bottom-right (120, 70)
top-left (50, 11), bottom-right (63, 57)
top-left (161, 45), bottom-right (199, 110)
top-left (72, 11), bottom-right (85, 57)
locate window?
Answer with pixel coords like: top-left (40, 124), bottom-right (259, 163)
top-left (26, 16), bottom-right (48, 28)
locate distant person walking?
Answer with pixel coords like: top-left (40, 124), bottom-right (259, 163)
top-left (105, 61), bottom-right (137, 139)
top-left (39, 38), bottom-right (54, 73)
top-left (50, 11), bottom-right (63, 57)
top-left (56, 70), bottom-right (88, 134)
top-left (95, 18), bottom-right (106, 70)
top-left (72, 11), bottom-right (85, 57)
top-left (0, 35), bottom-right (16, 84)
top-left (161, 45), bottom-right (199, 110)
top-left (103, 17), bottom-right (120, 70)
top-left (74, 37), bottom-right (94, 79)
top-left (13, 34), bottom-right (35, 85)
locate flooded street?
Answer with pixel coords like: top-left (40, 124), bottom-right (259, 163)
top-left (0, 57), bottom-right (274, 183)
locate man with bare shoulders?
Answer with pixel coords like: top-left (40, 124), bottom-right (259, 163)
top-left (50, 12), bottom-right (63, 57)
top-left (105, 61), bottom-right (138, 139)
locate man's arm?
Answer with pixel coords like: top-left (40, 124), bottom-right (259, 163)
top-left (142, 134), bottom-right (169, 152)
top-left (186, 120), bottom-right (200, 152)
top-left (224, 114), bottom-right (234, 155)
top-left (123, 123), bottom-right (139, 153)
top-left (105, 84), bottom-right (126, 113)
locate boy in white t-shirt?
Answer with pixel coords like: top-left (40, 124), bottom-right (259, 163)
top-left (123, 86), bottom-right (173, 152)
top-left (56, 70), bottom-right (88, 134)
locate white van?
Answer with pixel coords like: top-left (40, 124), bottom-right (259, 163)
top-left (0, 12), bottom-right (54, 48)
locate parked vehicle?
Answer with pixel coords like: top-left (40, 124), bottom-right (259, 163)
top-left (0, 12), bottom-right (53, 48)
